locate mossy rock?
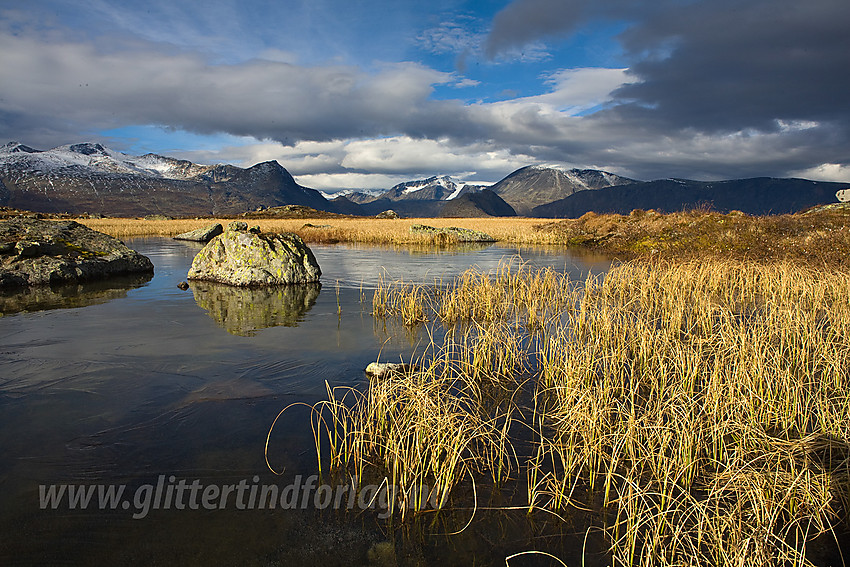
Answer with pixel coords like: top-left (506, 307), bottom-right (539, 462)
top-left (187, 224), bottom-right (321, 286)
top-left (0, 218), bottom-right (153, 287)
top-left (409, 224), bottom-right (495, 243)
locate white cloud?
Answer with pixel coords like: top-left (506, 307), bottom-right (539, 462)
top-left (416, 19), bottom-right (482, 55)
top-left (169, 136), bottom-right (539, 191)
top-left (790, 164), bottom-right (850, 183)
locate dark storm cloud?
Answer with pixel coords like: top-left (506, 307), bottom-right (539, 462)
top-left (488, 0), bottom-right (850, 135)
top-left (612, 0), bottom-right (850, 134)
top-left (484, 0), bottom-right (660, 58)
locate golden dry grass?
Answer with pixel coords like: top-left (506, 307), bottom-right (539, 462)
top-left (304, 258), bottom-right (850, 566)
top-left (78, 207), bottom-right (850, 266)
top-left (78, 217), bottom-right (557, 245)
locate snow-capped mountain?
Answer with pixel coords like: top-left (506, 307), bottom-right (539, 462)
top-left (0, 142), bottom-right (342, 216)
top-left (377, 175), bottom-right (485, 202)
top-left (319, 188), bottom-right (385, 204)
top-left (488, 165), bottom-right (635, 215)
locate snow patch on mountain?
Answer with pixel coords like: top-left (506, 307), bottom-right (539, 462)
top-left (319, 188), bottom-right (384, 199)
top-left (445, 183), bottom-right (467, 200)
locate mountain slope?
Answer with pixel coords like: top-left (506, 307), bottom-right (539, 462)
top-left (377, 175), bottom-right (482, 202)
top-left (0, 142), bottom-right (341, 217)
top-left (438, 189), bottom-right (516, 217)
top-left (489, 166), bottom-right (635, 215)
top-left (531, 178), bottom-right (848, 217)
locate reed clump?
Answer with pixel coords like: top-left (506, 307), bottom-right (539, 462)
top-left (301, 257), bottom-right (850, 565)
top-left (535, 260), bottom-right (850, 566)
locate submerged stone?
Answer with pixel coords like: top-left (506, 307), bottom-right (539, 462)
top-left (187, 223), bottom-right (321, 286)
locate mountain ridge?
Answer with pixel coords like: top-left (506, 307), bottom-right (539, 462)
top-left (1, 141), bottom-right (846, 218)
top-left (531, 177), bottom-right (848, 217)
top-left (0, 142), bottom-right (340, 216)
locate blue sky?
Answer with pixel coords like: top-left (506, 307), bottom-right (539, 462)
top-left (1, 0), bottom-right (849, 190)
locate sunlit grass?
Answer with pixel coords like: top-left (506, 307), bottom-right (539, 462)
top-left (78, 207), bottom-right (850, 265)
top-left (298, 258), bottom-right (850, 566)
top-left (78, 217), bottom-right (557, 245)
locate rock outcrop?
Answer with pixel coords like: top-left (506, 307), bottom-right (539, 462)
top-left (173, 223), bottom-right (223, 242)
top-left (187, 223), bottom-right (321, 286)
top-left (0, 218), bottom-right (154, 287)
top-left (409, 224), bottom-right (496, 243)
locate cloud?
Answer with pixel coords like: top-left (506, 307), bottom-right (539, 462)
top-left (485, 0), bottom-right (850, 134)
top-left (478, 0), bottom-right (850, 180)
top-left (484, 0), bottom-right (588, 58)
top-left (790, 164), bottom-right (850, 184)
top-left (418, 16), bottom-right (551, 68)
top-left (0, 28), bottom-right (459, 145)
top-left (173, 136), bottom-right (538, 191)
top-left (2, 2), bottom-right (849, 186)
top-left (612, 0), bottom-right (850, 134)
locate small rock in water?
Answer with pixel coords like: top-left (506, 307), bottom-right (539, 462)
top-left (365, 362), bottom-right (414, 378)
top-left (173, 223), bottom-right (223, 242)
top-left (177, 281), bottom-right (190, 290)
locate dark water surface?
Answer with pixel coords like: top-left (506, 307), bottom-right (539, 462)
top-left (0, 238), bottom-right (611, 566)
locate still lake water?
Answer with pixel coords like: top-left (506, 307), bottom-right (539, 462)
top-left (0, 238), bottom-right (611, 566)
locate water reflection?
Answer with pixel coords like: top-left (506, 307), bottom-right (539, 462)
top-left (190, 281), bottom-right (321, 336)
top-left (0, 273), bottom-right (153, 314)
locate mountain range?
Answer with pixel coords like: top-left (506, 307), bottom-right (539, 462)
top-left (0, 142), bottom-right (334, 217)
top-left (1, 141), bottom-right (846, 218)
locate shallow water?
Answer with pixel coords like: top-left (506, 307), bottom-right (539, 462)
top-left (0, 238), bottom-right (611, 566)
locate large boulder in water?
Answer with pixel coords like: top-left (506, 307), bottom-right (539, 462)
top-left (0, 218), bottom-right (154, 287)
top-left (187, 223), bottom-right (321, 286)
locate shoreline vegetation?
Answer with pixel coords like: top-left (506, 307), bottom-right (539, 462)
top-left (10, 206), bottom-right (849, 562)
top-left (70, 205), bottom-right (850, 265)
top-left (309, 257), bottom-right (850, 566)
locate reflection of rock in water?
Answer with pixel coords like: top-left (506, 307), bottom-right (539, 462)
top-left (191, 281), bottom-right (320, 336)
top-left (0, 273), bottom-right (153, 314)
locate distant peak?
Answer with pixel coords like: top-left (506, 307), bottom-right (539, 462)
top-left (67, 142), bottom-right (109, 156)
top-left (0, 141), bottom-right (41, 154)
top-left (249, 160), bottom-right (284, 170)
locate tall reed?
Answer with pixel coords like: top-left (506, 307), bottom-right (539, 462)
top-left (286, 258), bottom-right (850, 565)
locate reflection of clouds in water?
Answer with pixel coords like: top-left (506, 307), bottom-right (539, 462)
top-left (191, 281), bottom-right (320, 336)
top-left (0, 273), bottom-right (153, 314)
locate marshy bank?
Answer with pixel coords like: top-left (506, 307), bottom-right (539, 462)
top-left (78, 206), bottom-right (850, 265)
top-left (296, 257), bottom-right (850, 566)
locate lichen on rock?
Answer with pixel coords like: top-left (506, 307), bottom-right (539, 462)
top-left (173, 223), bottom-right (223, 242)
top-left (0, 218), bottom-right (154, 287)
top-left (409, 224), bottom-right (496, 242)
top-left (187, 223), bottom-right (321, 286)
